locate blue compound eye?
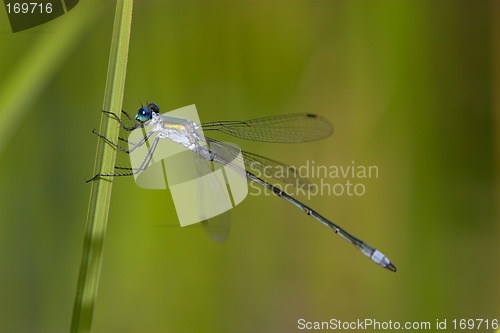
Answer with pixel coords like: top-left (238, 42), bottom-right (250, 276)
top-left (135, 107), bottom-right (151, 123)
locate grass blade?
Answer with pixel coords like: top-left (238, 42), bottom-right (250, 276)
top-left (70, 1), bottom-right (134, 332)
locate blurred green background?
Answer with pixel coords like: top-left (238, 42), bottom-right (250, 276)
top-left (0, 1), bottom-right (498, 332)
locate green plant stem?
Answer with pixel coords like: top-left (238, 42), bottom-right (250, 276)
top-left (70, 1), bottom-right (133, 332)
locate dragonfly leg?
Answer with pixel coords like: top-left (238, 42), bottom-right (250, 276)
top-left (92, 128), bottom-right (155, 154)
top-left (101, 110), bottom-right (141, 131)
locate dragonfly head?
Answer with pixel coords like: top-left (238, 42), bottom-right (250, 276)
top-left (135, 103), bottom-right (160, 123)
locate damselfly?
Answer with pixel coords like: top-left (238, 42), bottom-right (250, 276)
top-left (88, 103), bottom-right (396, 272)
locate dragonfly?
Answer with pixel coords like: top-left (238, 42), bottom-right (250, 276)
top-left (88, 103), bottom-right (396, 272)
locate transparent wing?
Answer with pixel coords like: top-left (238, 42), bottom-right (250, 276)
top-left (201, 212), bottom-right (231, 243)
top-left (194, 147), bottom-right (232, 242)
top-left (206, 137), bottom-right (312, 189)
top-left (201, 113), bottom-right (333, 143)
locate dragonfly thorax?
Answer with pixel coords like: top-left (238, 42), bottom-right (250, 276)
top-left (157, 115), bottom-right (207, 154)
